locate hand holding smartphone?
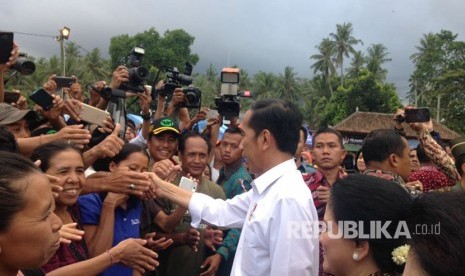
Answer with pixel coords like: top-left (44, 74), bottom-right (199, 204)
top-left (4, 91), bottom-right (21, 104)
top-left (53, 76), bottom-right (76, 88)
top-left (179, 176), bottom-right (197, 192)
top-left (405, 108), bottom-right (430, 123)
top-left (206, 109), bottom-right (219, 120)
top-left (29, 88), bottom-right (54, 110)
top-left (79, 103), bottom-right (110, 127)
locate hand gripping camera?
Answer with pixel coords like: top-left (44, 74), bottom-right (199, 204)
top-left (158, 62), bottom-right (201, 109)
top-left (119, 47), bottom-right (149, 93)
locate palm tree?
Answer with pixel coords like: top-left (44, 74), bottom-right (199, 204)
top-left (239, 69), bottom-right (251, 92)
top-left (347, 50), bottom-right (365, 78)
top-left (311, 38), bottom-right (336, 96)
top-left (330, 22), bottom-right (363, 87)
top-left (251, 71), bottom-right (277, 100)
top-left (276, 66), bottom-right (299, 103)
top-left (365, 44), bottom-right (391, 80)
top-left (82, 48), bottom-right (111, 83)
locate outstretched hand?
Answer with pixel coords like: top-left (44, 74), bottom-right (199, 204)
top-left (204, 226), bottom-right (223, 252)
top-left (59, 222), bottom-right (85, 244)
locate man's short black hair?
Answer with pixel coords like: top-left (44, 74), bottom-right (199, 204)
top-left (179, 130), bottom-right (211, 155)
top-left (249, 99), bottom-right (303, 155)
top-left (312, 128), bottom-right (343, 148)
top-left (224, 127), bottom-right (243, 136)
top-left (362, 129), bottom-right (407, 165)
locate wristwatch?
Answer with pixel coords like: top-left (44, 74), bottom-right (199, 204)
top-left (140, 111), bottom-right (152, 121)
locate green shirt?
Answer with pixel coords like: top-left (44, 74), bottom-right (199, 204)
top-left (157, 175), bottom-right (226, 276)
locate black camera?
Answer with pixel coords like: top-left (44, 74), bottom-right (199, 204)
top-left (160, 62), bottom-right (193, 97)
top-left (119, 47), bottom-right (149, 93)
top-left (215, 96), bottom-right (240, 120)
top-left (12, 53), bottom-right (35, 75)
top-left (180, 87), bottom-right (201, 108)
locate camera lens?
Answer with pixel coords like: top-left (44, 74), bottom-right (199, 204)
top-left (185, 91), bottom-right (197, 104)
top-left (131, 66), bottom-right (149, 81)
top-left (13, 57), bottom-right (36, 75)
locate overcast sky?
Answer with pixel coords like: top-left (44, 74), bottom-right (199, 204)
top-left (2, 0), bottom-right (465, 99)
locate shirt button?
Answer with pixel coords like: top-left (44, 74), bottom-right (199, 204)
top-left (123, 218), bottom-right (127, 221)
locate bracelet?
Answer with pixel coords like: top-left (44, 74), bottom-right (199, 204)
top-left (106, 250), bottom-right (115, 265)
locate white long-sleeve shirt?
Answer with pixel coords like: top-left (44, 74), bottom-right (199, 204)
top-left (189, 159), bottom-right (319, 276)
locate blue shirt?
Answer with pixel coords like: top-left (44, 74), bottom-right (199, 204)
top-left (78, 194), bottom-right (142, 276)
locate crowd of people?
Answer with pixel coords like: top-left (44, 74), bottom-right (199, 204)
top-left (1, 42), bottom-right (465, 276)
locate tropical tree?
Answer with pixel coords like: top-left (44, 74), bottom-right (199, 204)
top-left (276, 66), bottom-right (300, 103)
top-left (329, 22), bottom-right (363, 87)
top-left (310, 38), bottom-right (336, 96)
top-left (365, 44), bottom-right (391, 80)
top-left (346, 50), bottom-right (365, 78)
top-left (109, 28), bottom-right (199, 73)
top-left (81, 48), bottom-right (111, 83)
top-left (320, 69), bottom-right (401, 127)
top-left (251, 71), bottom-right (277, 100)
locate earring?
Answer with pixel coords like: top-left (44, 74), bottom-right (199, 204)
top-left (352, 252), bottom-right (359, 261)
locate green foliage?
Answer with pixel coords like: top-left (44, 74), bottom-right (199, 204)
top-left (329, 22), bottom-right (363, 87)
top-left (320, 69), bottom-right (401, 127)
top-left (109, 28), bottom-right (199, 75)
top-left (409, 30), bottom-right (465, 134)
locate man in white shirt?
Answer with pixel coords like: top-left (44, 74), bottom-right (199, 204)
top-left (149, 99), bottom-right (319, 276)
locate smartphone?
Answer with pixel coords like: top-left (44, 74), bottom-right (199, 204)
top-left (79, 103), bottom-right (110, 127)
top-left (206, 109), bottom-right (219, 120)
top-left (4, 91), bottom-right (21, 103)
top-left (29, 88), bottom-right (54, 110)
top-left (0, 32), bottom-right (14, 64)
top-left (53, 76), bottom-right (75, 88)
top-left (405, 108), bottom-right (430, 123)
top-left (179, 176), bottom-right (197, 192)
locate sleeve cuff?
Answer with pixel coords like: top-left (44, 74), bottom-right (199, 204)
top-left (189, 192), bottom-right (209, 228)
top-left (216, 247), bottom-right (229, 261)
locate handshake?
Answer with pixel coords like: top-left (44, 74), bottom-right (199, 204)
top-left (139, 159), bottom-right (198, 202)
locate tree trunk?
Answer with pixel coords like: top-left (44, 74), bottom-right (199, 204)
top-left (340, 59), bottom-right (344, 87)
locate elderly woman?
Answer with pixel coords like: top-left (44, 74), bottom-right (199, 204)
top-left (320, 174), bottom-right (413, 276)
top-left (0, 151), bottom-right (62, 276)
top-left (31, 142), bottom-right (158, 275)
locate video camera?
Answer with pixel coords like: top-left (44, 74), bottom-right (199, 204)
top-left (119, 47), bottom-right (149, 93)
top-left (159, 61), bottom-right (194, 96)
top-left (156, 62), bottom-right (201, 109)
top-left (214, 67), bottom-right (251, 119)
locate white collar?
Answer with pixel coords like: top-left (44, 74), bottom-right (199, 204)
top-left (253, 159), bottom-right (297, 194)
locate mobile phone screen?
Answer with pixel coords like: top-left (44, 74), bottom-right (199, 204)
top-left (53, 76), bottom-right (75, 88)
top-left (30, 88), bottom-right (54, 110)
top-left (0, 32), bottom-right (14, 64)
top-left (4, 91), bottom-right (21, 103)
top-left (405, 108), bottom-right (430, 123)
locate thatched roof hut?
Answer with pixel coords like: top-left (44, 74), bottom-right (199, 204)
top-left (333, 111), bottom-right (460, 141)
